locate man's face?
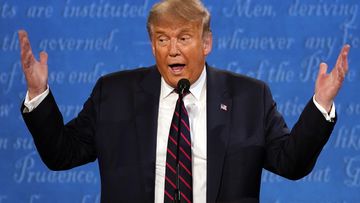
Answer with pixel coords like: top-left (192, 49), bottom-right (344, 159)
top-left (150, 19), bottom-right (212, 88)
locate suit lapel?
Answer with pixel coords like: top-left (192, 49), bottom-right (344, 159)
top-left (134, 66), bottom-right (161, 198)
top-left (206, 67), bottom-right (232, 202)
top-left (132, 66), bottom-right (232, 201)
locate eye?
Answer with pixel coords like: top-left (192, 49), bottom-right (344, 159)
top-left (180, 35), bottom-right (190, 41)
top-left (179, 35), bottom-right (191, 44)
top-left (157, 36), bottom-right (169, 46)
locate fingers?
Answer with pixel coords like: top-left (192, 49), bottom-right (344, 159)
top-left (335, 48), bottom-right (343, 70)
top-left (40, 51), bottom-right (48, 65)
top-left (18, 30), bottom-right (33, 58)
top-left (342, 44), bottom-right (351, 55)
top-left (341, 44), bottom-right (350, 74)
top-left (336, 45), bottom-right (350, 70)
top-left (18, 30), bottom-right (35, 69)
top-left (330, 44), bottom-right (350, 82)
top-left (337, 44), bottom-right (350, 81)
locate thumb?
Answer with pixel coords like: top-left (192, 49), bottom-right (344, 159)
top-left (39, 51), bottom-right (48, 65)
top-left (317, 62), bottom-right (328, 78)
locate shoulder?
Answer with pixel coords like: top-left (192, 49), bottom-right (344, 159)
top-left (207, 66), bottom-right (269, 94)
top-left (90, 65), bottom-right (160, 95)
top-left (101, 65), bottom-right (157, 83)
top-left (207, 66), bottom-right (276, 114)
top-left (95, 65), bottom-right (158, 87)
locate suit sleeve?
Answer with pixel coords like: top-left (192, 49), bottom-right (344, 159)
top-left (262, 84), bottom-right (336, 180)
top-left (21, 78), bottom-right (103, 171)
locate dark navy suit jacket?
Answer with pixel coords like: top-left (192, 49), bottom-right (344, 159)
top-left (22, 66), bottom-right (335, 203)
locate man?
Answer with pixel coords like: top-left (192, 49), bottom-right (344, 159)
top-left (19, 0), bottom-right (350, 202)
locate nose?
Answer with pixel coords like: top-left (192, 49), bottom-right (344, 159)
top-left (169, 38), bottom-right (180, 57)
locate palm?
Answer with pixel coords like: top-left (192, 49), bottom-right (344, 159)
top-left (315, 45), bottom-right (350, 111)
top-left (18, 30), bottom-right (48, 99)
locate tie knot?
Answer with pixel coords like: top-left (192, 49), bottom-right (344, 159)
top-left (175, 88), bottom-right (190, 97)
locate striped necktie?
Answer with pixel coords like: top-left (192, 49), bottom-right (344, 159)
top-left (164, 91), bottom-right (192, 203)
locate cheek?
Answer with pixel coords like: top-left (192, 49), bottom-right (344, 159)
top-left (156, 48), bottom-right (169, 59)
top-left (154, 52), bottom-right (166, 65)
top-left (188, 49), bottom-right (205, 65)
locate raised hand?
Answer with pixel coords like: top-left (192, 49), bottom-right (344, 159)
top-left (18, 30), bottom-right (48, 100)
top-left (315, 44), bottom-right (350, 112)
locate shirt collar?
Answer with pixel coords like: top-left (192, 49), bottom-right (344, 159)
top-left (160, 65), bottom-right (207, 101)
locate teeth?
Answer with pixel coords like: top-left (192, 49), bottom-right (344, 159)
top-left (169, 64), bottom-right (185, 73)
top-left (171, 66), bottom-right (183, 71)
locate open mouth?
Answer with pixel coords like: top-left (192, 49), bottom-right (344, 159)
top-left (169, 63), bottom-right (186, 74)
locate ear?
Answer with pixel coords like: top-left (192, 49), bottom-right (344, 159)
top-left (202, 32), bottom-right (213, 56)
top-left (151, 45), bottom-right (156, 56)
top-left (151, 38), bottom-right (156, 56)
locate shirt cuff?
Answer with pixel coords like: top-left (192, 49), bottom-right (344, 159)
top-left (23, 86), bottom-right (50, 113)
top-left (312, 95), bottom-right (336, 122)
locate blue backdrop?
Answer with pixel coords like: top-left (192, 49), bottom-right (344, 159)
top-left (0, 0), bottom-right (359, 202)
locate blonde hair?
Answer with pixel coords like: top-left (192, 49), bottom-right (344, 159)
top-left (147, 0), bottom-right (211, 37)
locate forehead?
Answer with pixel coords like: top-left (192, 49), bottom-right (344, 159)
top-left (151, 18), bottom-right (202, 35)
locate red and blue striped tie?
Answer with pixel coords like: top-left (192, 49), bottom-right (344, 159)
top-left (164, 92), bottom-right (192, 203)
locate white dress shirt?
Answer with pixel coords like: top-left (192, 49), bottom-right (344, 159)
top-left (155, 67), bottom-right (207, 203)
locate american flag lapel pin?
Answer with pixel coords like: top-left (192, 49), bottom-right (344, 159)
top-left (220, 103), bottom-right (227, 111)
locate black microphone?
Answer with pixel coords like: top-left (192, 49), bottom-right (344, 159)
top-left (174, 78), bottom-right (190, 202)
top-left (177, 78), bottom-right (190, 96)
